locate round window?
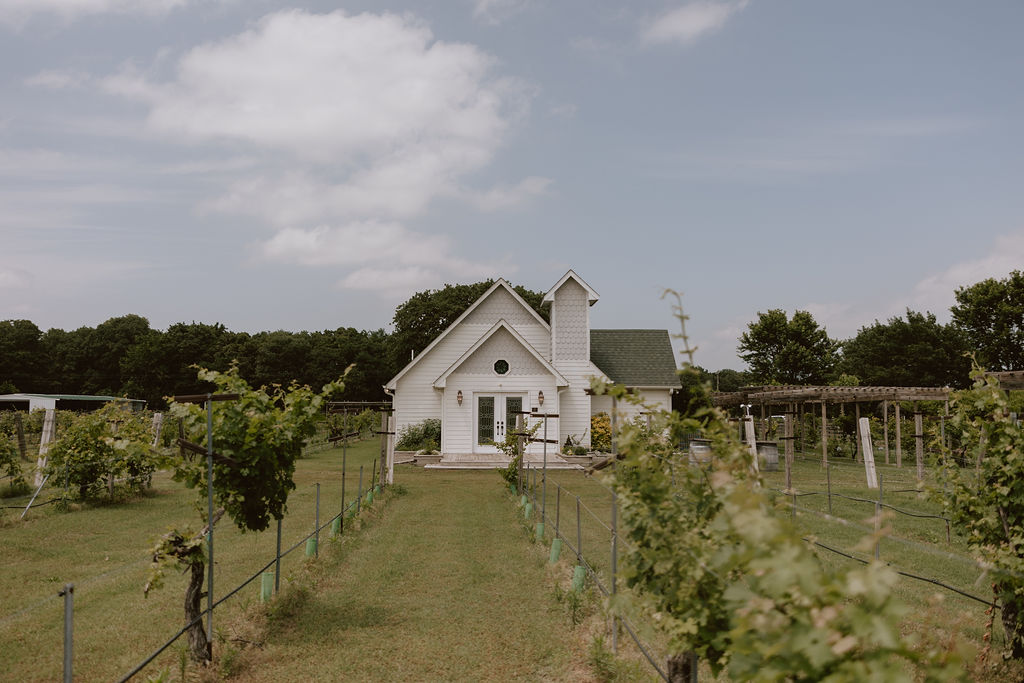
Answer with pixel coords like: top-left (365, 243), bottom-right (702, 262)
top-left (493, 359), bottom-right (510, 375)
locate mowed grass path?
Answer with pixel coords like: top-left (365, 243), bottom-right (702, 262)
top-left (241, 468), bottom-right (584, 682)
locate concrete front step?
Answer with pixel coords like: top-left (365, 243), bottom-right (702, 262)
top-left (425, 454), bottom-right (582, 470)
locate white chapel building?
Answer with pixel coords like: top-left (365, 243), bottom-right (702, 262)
top-left (384, 270), bottom-right (680, 465)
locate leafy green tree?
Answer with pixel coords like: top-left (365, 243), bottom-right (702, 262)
top-left (387, 280), bottom-right (547, 375)
top-left (840, 309), bottom-right (970, 387)
top-left (951, 270), bottom-right (1024, 371)
top-left (712, 368), bottom-right (753, 392)
top-left (121, 322), bottom-right (254, 408)
top-left (738, 309), bottom-right (838, 385)
top-left (936, 369), bottom-right (1024, 658)
top-left (40, 326), bottom-right (92, 393)
top-left (249, 330), bottom-right (313, 389)
top-left (599, 316), bottom-right (961, 679)
top-left (146, 367), bottom-right (345, 662)
top-left (0, 319), bottom-right (45, 392)
top-left (90, 315), bottom-right (154, 395)
top-left (0, 433), bottom-right (26, 493)
top-left (45, 401), bottom-right (157, 500)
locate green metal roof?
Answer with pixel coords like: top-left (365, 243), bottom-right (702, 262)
top-left (590, 329), bottom-right (681, 388)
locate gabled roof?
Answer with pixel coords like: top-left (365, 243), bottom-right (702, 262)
top-left (433, 320), bottom-right (568, 388)
top-left (384, 279), bottom-right (549, 390)
top-left (542, 269), bottom-right (599, 306)
top-left (589, 329), bottom-right (680, 388)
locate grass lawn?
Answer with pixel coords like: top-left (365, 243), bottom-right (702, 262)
top-left (524, 451), bottom-right (1017, 680)
top-left (236, 467), bottom-right (601, 682)
top-left (0, 439), bottom-right (384, 682)
top-left (3, 440), bottom-right (1019, 681)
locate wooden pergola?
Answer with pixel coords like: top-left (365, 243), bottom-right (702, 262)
top-left (712, 385), bottom-right (952, 479)
top-left (988, 371), bottom-right (1024, 389)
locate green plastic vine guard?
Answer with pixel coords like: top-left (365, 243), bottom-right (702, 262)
top-left (305, 537), bottom-right (317, 557)
top-left (330, 517), bottom-right (341, 536)
top-left (260, 572), bottom-right (274, 603)
top-left (524, 502), bottom-right (533, 520)
top-left (572, 565), bottom-right (586, 593)
top-left (549, 538), bottom-right (562, 564)
top-left (535, 522), bottom-right (544, 542)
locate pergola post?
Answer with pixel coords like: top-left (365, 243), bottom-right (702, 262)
top-left (854, 402), bottom-right (861, 463)
top-left (821, 401), bottom-right (828, 468)
top-left (882, 400), bottom-right (890, 465)
top-left (784, 402), bottom-right (794, 491)
top-left (895, 402), bottom-right (902, 468)
top-left (914, 403), bottom-right (924, 483)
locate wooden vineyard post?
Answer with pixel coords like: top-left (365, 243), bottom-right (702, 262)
top-left (151, 412), bottom-right (163, 448)
top-left (35, 408), bottom-right (56, 487)
top-left (784, 403), bottom-right (794, 492)
top-left (859, 417), bottom-right (878, 489)
top-left (799, 403), bottom-right (805, 454)
top-left (882, 400), bottom-right (890, 465)
top-left (744, 416), bottom-right (758, 473)
top-left (821, 401), bottom-right (828, 469)
top-left (895, 402), bottom-right (903, 468)
top-left (854, 403), bottom-right (861, 462)
top-left (15, 412), bottom-right (28, 461)
top-left (378, 409), bottom-right (387, 487)
top-left (516, 413), bottom-right (525, 495)
top-left (914, 407), bottom-right (924, 483)
top-left (386, 410), bottom-right (395, 485)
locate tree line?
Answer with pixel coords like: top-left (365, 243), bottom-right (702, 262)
top-left (1, 270), bottom-right (1020, 406)
top-left (0, 280), bottom-right (546, 409)
top-left (722, 269), bottom-right (1024, 389)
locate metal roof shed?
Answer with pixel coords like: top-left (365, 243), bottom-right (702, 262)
top-left (0, 393), bottom-right (146, 411)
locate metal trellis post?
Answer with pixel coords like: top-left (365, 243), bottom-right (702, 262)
top-left (205, 396), bottom-right (214, 648)
top-left (60, 583), bottom-right (73, 683)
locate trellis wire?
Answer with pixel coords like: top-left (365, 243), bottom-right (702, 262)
top-left (522, 464), bottom-right (669, 681)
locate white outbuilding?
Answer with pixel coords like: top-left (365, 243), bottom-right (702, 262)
top-left (384, 270), bottom-right (680, 466)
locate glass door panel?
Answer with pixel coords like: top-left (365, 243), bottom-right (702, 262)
top-left (478, 396), bottom-right (495, 444)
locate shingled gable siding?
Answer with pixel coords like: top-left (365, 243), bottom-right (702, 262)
top-left (443, 326), bottom-right (559, 454)
top-left (550, 278), bottom-right (593, 448)
top-left (392, 286), bottom-right (549, 445)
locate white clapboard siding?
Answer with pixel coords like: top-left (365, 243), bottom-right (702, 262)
top-left (444, 373), bottom-right (559, 453)
top-left (393, 287), bottom-right (549, 439)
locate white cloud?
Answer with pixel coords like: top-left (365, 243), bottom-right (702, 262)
top-left (461, 176), bottom-right (552, 211)
top-left (100, 9), bottom-right (541, 291)
top-left (640, 1), bottom-right (749, 46)
top-left (471, 0), bottom-right (532, 26)
top-left (259, 222), bottom-right (506, 296)
top-left (260, 222), bottom-right (447, 268)
top-left (0, 266), bottom-right (31, 289)
top-left (640, 114), bottom-right (979, 183)
top-left (549, 103), bottom-right (578, 119)
top-left (0, 0), bottom-right (204, 26)
top-left (908, 231), bottom-right (1024, 316)
top-left (735, 231), bottom-right (1024, 350)
top-left (24, 69), bottom-right (91, 90)
top-left (340, 266), bottom-right (459, 298)
top-left (104, 10), bottom-right (537, 220)
top-left (103, 10), bottom-right (528, 165)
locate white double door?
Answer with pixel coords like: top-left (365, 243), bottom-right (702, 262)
top-left (475, 393), bottom-right (525, 452)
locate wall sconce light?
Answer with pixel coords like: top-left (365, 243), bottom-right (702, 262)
top-left (457, 390), bottom-right (463, 406)
top-left (538, 390), bottom-right (544, 406)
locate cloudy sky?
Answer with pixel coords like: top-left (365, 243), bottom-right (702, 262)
top-left (1, 0), bottom-right (1022, 371)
